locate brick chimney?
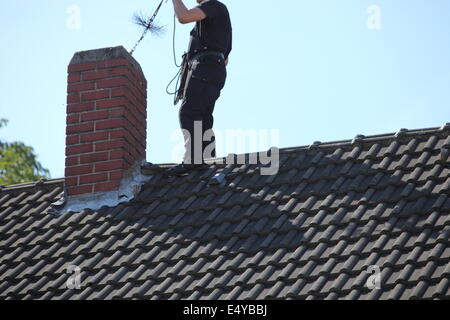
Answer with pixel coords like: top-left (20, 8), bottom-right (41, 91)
top-left (65, 46), bottom-right (147, 197)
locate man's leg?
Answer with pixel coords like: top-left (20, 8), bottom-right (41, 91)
top-left (179, 78), bottom-right (206, 165)
top-left (179, 78), bottom-right (221, 164)
top-left (202, 91), bottom-right (219, 160)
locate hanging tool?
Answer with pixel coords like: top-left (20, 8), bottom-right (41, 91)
top-left (130, 0), bottom-right (169, 55)
top-left (130, 1), bottom-right (187, 105)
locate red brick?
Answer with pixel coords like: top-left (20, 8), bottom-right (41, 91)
top-left (94, 180), bottom-right (121, 193)
top-left (121, 122), bottom-right (143, 148)
top-left (120, 137), bottom-right (136, 155)
top-left (68, 82), bottom-right (95, 93)
top-left (133, 99), bottom-right (147, 116)
top-left (110, 67), bottom-right (128, 76)
top-left (95, 97), bottom-right (127, 110)
top-left (80, 131), bottom-right (109, 143)
top-left (66, 143), bottom-right (94, 155)
top-left (66, 122), bottom-right (94, 134)
top-left (65, 156), bottom-right (79, 166)
top-left (135, 84), bottom-right (147, 99)
top-left (65, 176), bottom-right (78, 186)
top-left (111, 88), bottom-right (131, 99)
top-left (96, 77), bottom-right (127, 89)
top-left (117, 83), bottom-right (145, 101)
top-left (124, 152), bottom-right (136, 166)
top-left (110, 149), bottom-right (125, 160)
top-left (94, 160), bottom-right (125, 172)
top-left (79, 172), bottom-right (108, 185)
top-left (128, 66), bottom-right (144, 82)
top-left (95, 119), bottom-right (126, 131)
top-left (81, 89), bottom-right (110, 102)
top-left (80, 110), bottom-right (109, 122)
top-left (130, 100), bottom-right (146, 120)
top-left (95, 140), bottom-right (126, 152)
top-left (111, 68), bottom-right (138, 83)
top-left (79, 151), bottom-right (109, 164)
top-left (128, 147), bottom-right (140, 162)
top-left (68, 185), bottom-right (94, 196)
top-left (110, 128), bottom-right (127, 140)
top-left (128, 69), bottom-right (146, 89)
top-left (65, 164), bottom-right (93, 176)
top-left (68, 73), bottom-right (81, 83)
top-left (125, 79), bottom-right (146, 97)
top-left (109, 107), bottom-right (126, 118)
top-left (66, 114), bottom-right (80, 124)
top-left (82, 69), bottom-right (110, 81)
top-left (109, 170), bottom-right (123, 180)
top-left (66, 135), bottom-right (79, 146)
top-left (68, 62), bottom-right (97, 73)
top-left (97, 59), bottom-right (129, 69)
top-left (124, 115), bottom-right (142, 138)
top-left (67, 102), bottom-right (95, 113)
top-left (67, 93), bottom-right (80, 104)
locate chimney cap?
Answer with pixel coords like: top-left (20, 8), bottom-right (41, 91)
top-left (69, 45), bottom-right (144, 77)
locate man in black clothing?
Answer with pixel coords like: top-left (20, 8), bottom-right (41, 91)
top-left (168, 0), bottom-right (232, 175)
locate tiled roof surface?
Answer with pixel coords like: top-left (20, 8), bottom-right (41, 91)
top-left (1, 126), bottom-right (450, 300)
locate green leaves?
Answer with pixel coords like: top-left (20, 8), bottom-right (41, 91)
top-left (0, 119), bottom-right (8, 128)
top-left (0, 119), bottom-right (50, 185)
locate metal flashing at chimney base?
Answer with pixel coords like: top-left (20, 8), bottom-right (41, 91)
top-left (56, 160), bottom-right (151, 214)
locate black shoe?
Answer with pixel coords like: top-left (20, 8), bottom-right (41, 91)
top-left (165, 163), bottom-right (207, 177)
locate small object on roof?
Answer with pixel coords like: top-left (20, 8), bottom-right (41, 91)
top-left (309, 141), bottom-right (321, 150)
top-left (132, 185), bottom-right (141, 199)
top-left (395, 128), bottom-right (408, 138)
top-left (441, 148), bottom-right (449, 164)
top-left (35, 178), bottom-right (47, 187)
top-left (352, 134), bottom-right (365, 145)
top-left (164, 163), bottom-right (208, 177)
top-left (51, 192), bottom-right (66, 208)
top-left (440, 123), bottom-right (450, 132)
top-left (141, 162), bottom-right (166, 175)
top-left (209, 173), bottom-right (227, 186)
top-left (47, 191), bottom-right (66, 216)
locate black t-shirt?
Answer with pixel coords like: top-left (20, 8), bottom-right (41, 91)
top-left (188, 0), bottom-right (232, 59)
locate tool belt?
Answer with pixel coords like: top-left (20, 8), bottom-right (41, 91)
top-left (174, 51), bottom-right (225, 106)
top-left (188, 51), bottom-right (225, 65)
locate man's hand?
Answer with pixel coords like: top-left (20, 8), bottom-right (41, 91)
top-left (225, 58), bottom-right (229, 66)
top-left (172, 0), bottom-right (206, 24)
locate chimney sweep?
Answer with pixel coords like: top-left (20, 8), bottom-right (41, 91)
top-left (166, 0), bottom-right (232, 176)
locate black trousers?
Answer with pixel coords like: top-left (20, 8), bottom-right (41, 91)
top-left (179, 56), bottom-right (226, 164)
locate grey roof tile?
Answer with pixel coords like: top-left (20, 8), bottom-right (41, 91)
top-left (1, 127), bottom-right (449, 300)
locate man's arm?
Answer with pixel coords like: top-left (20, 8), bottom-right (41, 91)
top-left (172, 0), bottom-right (206, 24)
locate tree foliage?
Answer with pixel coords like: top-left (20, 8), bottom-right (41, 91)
top-left (0, 119), bottom-right (50, 185)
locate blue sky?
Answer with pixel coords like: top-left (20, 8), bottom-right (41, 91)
top-left (1, 0), bottom-right (449, 179)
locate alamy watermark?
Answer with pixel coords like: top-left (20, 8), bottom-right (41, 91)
top-left (171, 123), bottom-right (281, 175)
top-left (366, 265), bottom-right (381, 290)
top-left (66, 265), bottom-right (82, 290)
top-left (367, 5), bottom-right (382, 30)
top-left (66, 5), bottom-right (81, 30)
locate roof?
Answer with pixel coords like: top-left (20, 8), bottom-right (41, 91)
top-left (1, 125), bottom-right (450, 300)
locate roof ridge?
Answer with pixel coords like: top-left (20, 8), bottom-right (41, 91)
top-left (0, 178), bottom-right (64, 193)
top-left (279, 124), bottom-right (449, 155)
top-left (1, 124), bottom-right (448, 191)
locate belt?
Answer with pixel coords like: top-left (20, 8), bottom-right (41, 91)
top-left (189, 51), bottom-right (225, 64)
